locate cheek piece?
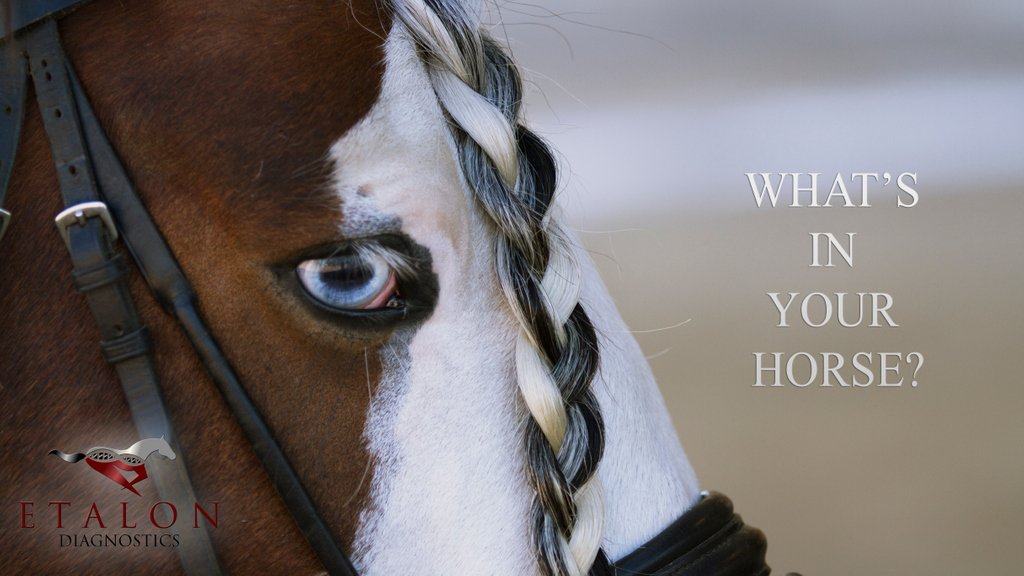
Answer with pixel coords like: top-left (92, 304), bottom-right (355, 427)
top-left (1, 6), bottom-right (357, 576)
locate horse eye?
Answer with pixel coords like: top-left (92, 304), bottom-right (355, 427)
top-left (296, 252), bottom-right (398, 311)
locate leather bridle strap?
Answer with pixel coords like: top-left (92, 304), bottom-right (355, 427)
top-left (1, 1), bottom-right (93, 241)
top-left (15, 19), bottom-right (223, 576)
top-left (0, 15), bottom-right (30, 241)
top-left (0, 0), bottom-right (90, 242)
top-left (0, 0), bottom-right (95, 240)
top-left (0, 47), bottom-right (24, 242)
top-left (611, 492), bottom-right (770, 576)
top-left (1, 0), bottom-right (91, 34)
top-left (3, 9), bottom-right (359, 576)
top-left (65, 55), bottom-right (360, 576)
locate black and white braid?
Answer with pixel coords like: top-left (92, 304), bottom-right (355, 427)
top-left (388, 1), bottom-right (609, 574)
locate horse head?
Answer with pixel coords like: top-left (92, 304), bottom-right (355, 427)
top-left (121, 437), bottom-right (176, 461)
top-left (0, 1), bottom-right (728, 574)
top-left (155, 436), bottom-right (175, 460)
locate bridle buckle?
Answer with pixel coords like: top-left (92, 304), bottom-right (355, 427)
top-left (54, 201), bottom-right (119, 248)
top-left (0, 209), bottom-right (10, 243)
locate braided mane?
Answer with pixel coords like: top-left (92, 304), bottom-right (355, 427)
top-left (388, 1), bottom-right (609, 574)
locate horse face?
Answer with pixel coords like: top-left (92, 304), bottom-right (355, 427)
top-left (57, 0), bottom-right (531, 567)
top-left (33, 1), bottom-right (699, 573)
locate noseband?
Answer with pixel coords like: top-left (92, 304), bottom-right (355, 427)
top-left (1, 3), bottom-right (771, 575)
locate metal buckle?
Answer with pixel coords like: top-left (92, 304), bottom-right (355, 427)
top-left (0, 209), bottom-right (10, 243)
top-left (54, 201), bottom-right (119, 248)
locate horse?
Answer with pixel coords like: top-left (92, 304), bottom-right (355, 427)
top-left (0, 1), bottom-right (768, 574)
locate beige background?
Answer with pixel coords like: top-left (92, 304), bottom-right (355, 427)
top-left (498, 1), bottom-right (1024, 574)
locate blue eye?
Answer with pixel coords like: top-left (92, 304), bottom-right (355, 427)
top-left (296, 252), bottom-right (398, 310)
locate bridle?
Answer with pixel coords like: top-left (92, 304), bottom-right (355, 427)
top-left (0, 3), bottom-right (772, 575)
top-left (2, 3), bottom-right (356, 574)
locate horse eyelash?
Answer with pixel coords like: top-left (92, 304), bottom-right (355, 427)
top-left (352, 242), bottom-right (417, 281)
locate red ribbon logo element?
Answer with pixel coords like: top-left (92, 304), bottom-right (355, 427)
top-left (84, 457), bottom-right (150, 496)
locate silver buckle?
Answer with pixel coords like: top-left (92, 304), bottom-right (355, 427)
top-left (54, 201), bottom-right (119, 248)
top-left (0, 209), bottom-right (10, 243)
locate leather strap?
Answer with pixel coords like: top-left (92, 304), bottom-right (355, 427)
top-left (0, 39), bottom-right (28, 242)
top-left (1, 0), bottom-right (92, 39)
top-left (0, 0), bottom-right (94, 242)
top-left (64, 24), bottom-right (359, 576)
top-left (3, 8), bottom-right (358, 573)
top-left (612, 492), bottom-right (770, 576)
top-left (20, 19), bottom-right (223, 576)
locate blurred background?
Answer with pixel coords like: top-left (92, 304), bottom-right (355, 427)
top-left (490, 1), bottom-right (1024, 574)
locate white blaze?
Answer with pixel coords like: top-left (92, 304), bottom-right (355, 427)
top-left (328, 24), bottom-right (699, 575)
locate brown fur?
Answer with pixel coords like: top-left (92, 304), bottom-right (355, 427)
top-left (0, 1), bottom-right (392, 573)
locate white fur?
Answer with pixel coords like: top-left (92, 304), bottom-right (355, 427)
top-left (326, 25), bottom-right (700, 574)
top-left (576, 241), bottom-right (702, 559)
top-left (331, 27), bottom-right (536, 575)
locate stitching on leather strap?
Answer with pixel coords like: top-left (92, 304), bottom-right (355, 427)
top-left (72, 252), bottom-right (128, 292)
top-left (100, 327), bottom-right (151, 364)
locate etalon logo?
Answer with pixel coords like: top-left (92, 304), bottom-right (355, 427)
top-left (49, 438), bottom-right (175, 496)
